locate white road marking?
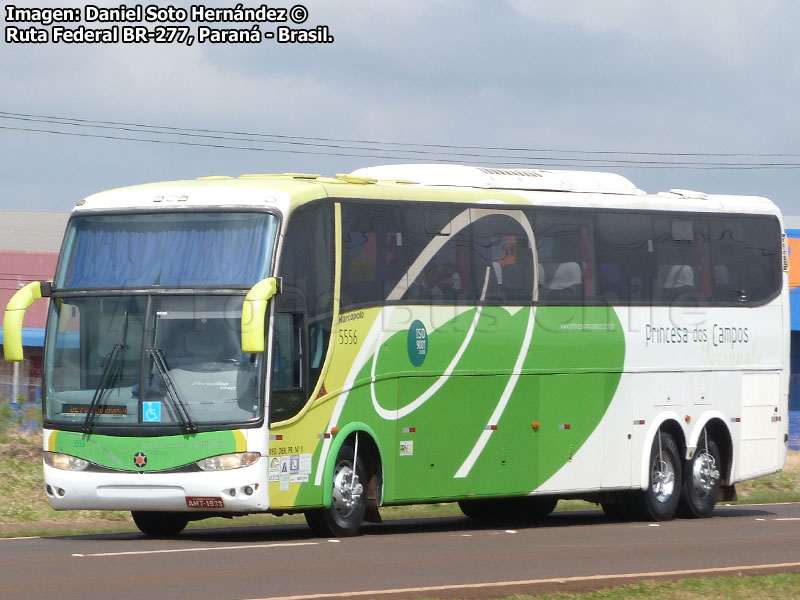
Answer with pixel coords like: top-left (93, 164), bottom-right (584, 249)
top-left (71, 541), bottom-right (316, 558)
top-left (773, 517), bottom-right (800, 521)
top-left (242, 561), bottom-right (800, 600)
top-left (0, 536), bottom-right (39, 541)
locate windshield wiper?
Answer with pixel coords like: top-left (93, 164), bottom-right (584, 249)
top-left (83, 344), bottom-right (123, 433)
top-left (147, 347), bottom-right (197, 433)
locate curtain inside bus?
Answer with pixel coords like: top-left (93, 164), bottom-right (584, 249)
top-left (58, 213), bottom-right (277, 288)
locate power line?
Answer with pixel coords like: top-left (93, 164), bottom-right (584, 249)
top-left (1, 109), bottom-right (800, 169)
top-left (5, 114), bottom-right (800, 167)
top-left (2, 109), bottom-right (798, 159)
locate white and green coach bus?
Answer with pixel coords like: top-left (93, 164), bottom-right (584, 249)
top-left (3, 164), bottom-right (789, 537)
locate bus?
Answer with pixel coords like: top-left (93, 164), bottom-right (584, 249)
top-left (3, 164), bottom-right (789, 537)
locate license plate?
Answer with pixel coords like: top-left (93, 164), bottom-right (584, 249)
top-left (185, 496), bottom-right (224, 508)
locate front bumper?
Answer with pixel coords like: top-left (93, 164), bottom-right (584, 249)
top-left (43, 459), bottom-right (270, 512)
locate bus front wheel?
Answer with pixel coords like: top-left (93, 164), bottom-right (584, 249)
top-left (678, 435), bottom-right (721, 518)
top-left (305, 443), bottom-right (366, 537)
top-left (131, 511), bottom-right (189, 537)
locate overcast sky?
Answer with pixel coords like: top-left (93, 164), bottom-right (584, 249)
top-left (2, 1), bottom-right (800, 214)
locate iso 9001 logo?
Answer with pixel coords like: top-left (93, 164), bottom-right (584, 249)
top-left (133, 452), bottom-right (147, 468)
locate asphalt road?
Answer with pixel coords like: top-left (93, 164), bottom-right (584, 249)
top-left (4, 503), bottom-right (800, 600)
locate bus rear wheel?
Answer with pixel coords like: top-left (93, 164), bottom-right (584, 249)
top-left (305, 443), bottom-right (366, 537)
top-left (678, 435), bottom-right (721, 518)
top-left (131, 511), bottom-right (189, 537)
top-left (630, 431), bottom-right (681, 521)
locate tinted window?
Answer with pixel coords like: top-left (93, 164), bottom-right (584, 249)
top-left (271, 203), bottom-right (334, 422)
top-left (653, 216), bottom-right (710, 303)
top-left (535, 211), bottom-right (594, 304)
top-left (595, 212), bottom-right (654, 303)
top-left (402, 206), bottom-right (472, 303)
top-left (470, 211), bottom-right (535, 303)
top-left (710, 217), bottom-right (781, 304)
top-left (341, 205), bottom-right (406, 309)
top-left (339, 201), bottom-right (781, 309)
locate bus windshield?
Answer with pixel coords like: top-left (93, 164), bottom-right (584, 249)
top-left (43, 294), bottom-right (263, 431)
top-left (55, 212), bottom-right (278, 289)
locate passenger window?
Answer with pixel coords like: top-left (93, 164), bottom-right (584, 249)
top-left (400, 208), bottom-right (535, 305)
top-left (595, 212), bottom-right (653, 303)
top-left (535, 211), bottom-right (594, 304)
top-left (404, 228), bottom-right (470, 303)
top-left (654, 217), bottom-right (710, 303)
top-left (710, 217), bottom-right (781, 304)
top-left (401, 206), bottom-right (469, 303)
top-left (470, 211), bottom-right (535, 303)
top-left (341, 205), bottom-right (406, 309)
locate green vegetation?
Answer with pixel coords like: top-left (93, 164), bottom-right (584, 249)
top-left (471, 572), bottom-right (800, 599)
top-left (0, 394), bottom-right (43, 434)
top-left (0, 432), bottom-right (129, 536)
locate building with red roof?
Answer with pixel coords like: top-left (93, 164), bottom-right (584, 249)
top-left (0, 212), bottom-right (68, 404)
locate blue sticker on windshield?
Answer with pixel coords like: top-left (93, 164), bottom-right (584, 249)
top-left (143, 401), bottom-right (162, 423)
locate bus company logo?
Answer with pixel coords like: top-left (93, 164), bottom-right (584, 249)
top-left (407, 319), bottom-right (428, 367)
top-left (133, 452), bottom-right (148, 468)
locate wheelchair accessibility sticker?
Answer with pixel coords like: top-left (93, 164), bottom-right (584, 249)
top-left (143, 401), bottom-right (162, 423)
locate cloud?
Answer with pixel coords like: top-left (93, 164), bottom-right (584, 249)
top-left (2, 1), bottom-right (800, 212)
top-left (507, 0), bottom-right (789, 67)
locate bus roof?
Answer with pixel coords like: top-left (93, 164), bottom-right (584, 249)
top-left (72, 165), bottom-right (782, 220)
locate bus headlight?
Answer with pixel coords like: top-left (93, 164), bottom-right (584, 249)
top-left (44, 452), bottom-right (89, 471)
top-left (196, 452), bottom-right (261, 471)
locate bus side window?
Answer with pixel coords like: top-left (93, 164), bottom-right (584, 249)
top-left (710, 217), bottom-right (781, 304)
top-left (271, 203), bottom-right (334, 422)
top-left (308, 319), bottom-right (330, 387)
top-left (401, 206), bottom-right (470, 304)
top-left (270, 313), bottom-right (307, 420)
top-left (340, 205), bottom-right (406, 309)
top-left (535, 211), bottom-right (594, 304)
top-left (471, 213), bottom-right (534, 304)
top-left (595, 212), bottom-right (654, 304)
top-left (654, 217), bottom-right (710, 303)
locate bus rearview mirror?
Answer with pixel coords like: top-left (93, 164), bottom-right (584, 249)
top-left (3, 280), bottom-right (51, 362)
top-left (241, 277), bottom-right (280, 353)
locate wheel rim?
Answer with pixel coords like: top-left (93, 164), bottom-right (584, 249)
top-left (331, 461), bottom-right (364, 520)
top-left (651, 452), bottom-right (676, 503)
top-left (693, 451), bottom-right (720, 498)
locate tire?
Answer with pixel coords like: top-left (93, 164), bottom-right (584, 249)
top-left (516, 496), bottom-right (558, 520)
top-left (678, 434), bottom-right (722, 518)
top-left (305, 443), bottom-right (366, 537)
top-left (131, 511), bottom-right (189, 537)
top-left (458, 499), bottom-right (497, 521)
top-left (629, 431), bottom-right (682, 521)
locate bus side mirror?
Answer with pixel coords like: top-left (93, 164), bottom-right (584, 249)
top-left (241, 277), bottom-right (280, 353)
top-left (3, 280), bottom-right (51, 362)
